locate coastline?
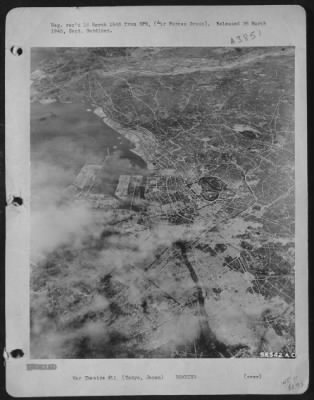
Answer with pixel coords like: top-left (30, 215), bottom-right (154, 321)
top-left (93, 106), bottom-right (157, 170)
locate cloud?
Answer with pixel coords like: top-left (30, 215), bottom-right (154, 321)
top-left (31, 202), bottom-right (96, 262)
top-left (30, 112), bottom-right (291, 359)
top-left (149, 312), bottom-right (201, 352)
top-left (205, 288), bottom-right (288, 352)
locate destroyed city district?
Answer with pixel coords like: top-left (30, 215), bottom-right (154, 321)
top-left (30, 47), bottom-right (295, 359)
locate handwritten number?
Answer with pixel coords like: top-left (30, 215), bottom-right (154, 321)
top-left (231, 30), bottom-right (262, 45)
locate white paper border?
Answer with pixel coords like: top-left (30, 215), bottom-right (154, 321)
top-left (5, 5), bottom-right (308, 396)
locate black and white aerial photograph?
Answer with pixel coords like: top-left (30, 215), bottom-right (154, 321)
top-left (30, 47), bottom-right (295, 359)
